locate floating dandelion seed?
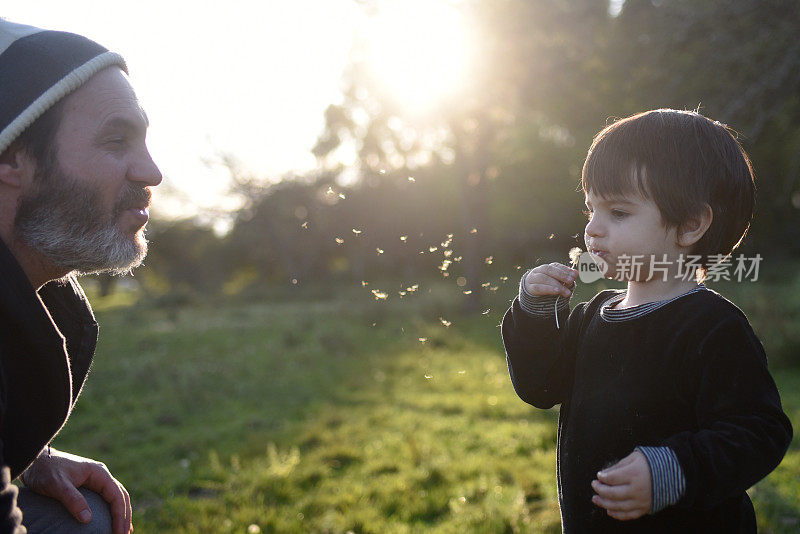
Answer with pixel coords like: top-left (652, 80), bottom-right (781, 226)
top-left (470, 228), bottom-right (478, 234)
top-left (400, 235), bottom-right (408, 242)
top-left (352, 228), bottom-right (362, 235)
top-left (371, 289), bottom-right (388, 300)
top-left (301, 221), bottom-right (308, 229)
top-left (485, 256), bottom-right (493, 264)
top-left (442, 272), bottom-right (450, 277)
top-left (291, 279), bottom-right (298, 285)
top-left (440, 317), bottom-right (451, 327)
top-left (454, 256), bottom-right (463, 262)
top-left (339, 193), bottom-right (346, 199)
top-left (376, 247), bottom-right (384, 254)
top-left (399, 291), bottom-right (406, 297)
top-left (361, 280), bottom-right (369, 287)
top-left (500, 276), bottom-right (508, 282)
top-left (481, 282), bottom-right (491, 288)
top-left (458, 370), bottom-right (466, 375)
top-left (429, 246), bottom-right (438, 252)
top-left (548, 233), bottom-right (555, 240)
top-left (444, 249), bottom-right (453, 257)
top-left (424, 374), bottom-right (432, 379)
top-left (379, 169), bottom-right (386, 174)
top-left (408, 176), bottom-right (415, 182)
top-left (335, 237), bottom-right (344, 244)
top-left (489, 286), bottom-right (499, 292)
top-left (439, 260), bottom-right (452, 271)
top-left (407, 284), bottom-right (419, 292)
top-left (515, 265), bottom-right (522, 270)
top-left (482, 309), bottom-right (491, 315)
top-left (326, 186), bottom-right (334, 195)
top-left (419, 337), bottom-right (428, 344)
top-left (463, 290), bottom-right (472, 295)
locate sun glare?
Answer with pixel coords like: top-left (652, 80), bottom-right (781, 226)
top-left (363, 0), bottom-right (473, 113)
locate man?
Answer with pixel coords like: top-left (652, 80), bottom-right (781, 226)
top-left (0, 19), bottom-right (161, 534)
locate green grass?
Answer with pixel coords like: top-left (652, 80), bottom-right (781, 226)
top-left (52, 279), bottom-right (799, 533)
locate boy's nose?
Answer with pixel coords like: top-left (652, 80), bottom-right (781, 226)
top-left (585, 218), bottom-right (604, 238)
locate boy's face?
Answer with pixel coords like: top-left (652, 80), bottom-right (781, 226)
top-left (583, 189), bottom-right (682, 282)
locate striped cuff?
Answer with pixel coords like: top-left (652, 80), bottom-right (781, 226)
top-left (637, 446), bottom-right (686, 513)
top-left (518, 270), bottom-right (571, 317)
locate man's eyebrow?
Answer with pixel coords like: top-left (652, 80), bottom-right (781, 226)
top-left (99, 115), bottom-right (147, 135)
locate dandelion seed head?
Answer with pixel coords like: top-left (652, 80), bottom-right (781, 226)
top-left (568, 246), bottom-right (583, 266)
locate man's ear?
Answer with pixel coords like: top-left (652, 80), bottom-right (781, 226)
top-left (0, 145), bottom-right (33, 188)
top-left (677, 204), bottom-right (713, 248)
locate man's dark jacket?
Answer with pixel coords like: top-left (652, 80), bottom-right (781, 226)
top-left (0, 238), bottom-right (97, 532)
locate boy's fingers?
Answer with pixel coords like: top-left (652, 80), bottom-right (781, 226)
top-left (545, 263), bottom-right (577, 283)
top-left (591, 480), bottom-right (630, 500)
top-left (596, 469), bottom-right (628, 485)
top-left (527, 282), bottom-right (571, 297)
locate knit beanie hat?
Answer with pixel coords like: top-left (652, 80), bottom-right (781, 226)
top-left (0, 19), bottom-right (127, 155)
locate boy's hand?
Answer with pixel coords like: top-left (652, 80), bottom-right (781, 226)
top-left (524, 263), bottom-right (577, 298)
top-left (591, 449), bottom-right (652, 521)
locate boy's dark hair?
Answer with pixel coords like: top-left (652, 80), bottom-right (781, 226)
top-left (581, 109), bottom-right (755, 279)
top-left (0, 98), bottom-right (65, 177)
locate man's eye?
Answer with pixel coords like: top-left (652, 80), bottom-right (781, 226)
top-left (106, 138), bottom-right (126, 147)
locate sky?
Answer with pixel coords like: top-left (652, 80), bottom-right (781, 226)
top-left (4, 1), bottom-right (364, 220)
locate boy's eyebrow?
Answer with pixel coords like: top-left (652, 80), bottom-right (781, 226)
top-left (584, 197), bottom-right (638, 207)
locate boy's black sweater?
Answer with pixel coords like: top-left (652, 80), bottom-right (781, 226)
top-left (502, 288), bottom-right (792, 533)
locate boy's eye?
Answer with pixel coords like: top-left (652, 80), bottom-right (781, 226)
top-left (611, 209), bottom-right (628, 219)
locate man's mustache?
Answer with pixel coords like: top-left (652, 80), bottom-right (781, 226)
top-left (114, 186), bottom-right (152, 216)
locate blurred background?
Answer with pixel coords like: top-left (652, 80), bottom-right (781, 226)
top-left (6, 1), bottom-right (800, 532)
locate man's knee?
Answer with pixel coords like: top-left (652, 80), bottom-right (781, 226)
top-left (18, 487), bottom-right (113, 534)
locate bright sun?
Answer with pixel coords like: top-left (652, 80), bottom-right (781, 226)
top-left (363, 0), bottom-right (473, 113)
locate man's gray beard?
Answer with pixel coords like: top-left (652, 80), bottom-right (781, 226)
top-left (13, 165), bottom-right (150, 276)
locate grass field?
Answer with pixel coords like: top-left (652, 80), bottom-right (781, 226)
top-left (52, 278), bottom-right (799, 533)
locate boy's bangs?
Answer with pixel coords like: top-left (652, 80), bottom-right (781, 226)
top-left (581, 142), bottom-right (650, 200)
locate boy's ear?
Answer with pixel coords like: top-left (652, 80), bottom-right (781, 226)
top-left (0, 145), bottom-right (33, 188)
top-left (676, 204), bottom-right (713, 248)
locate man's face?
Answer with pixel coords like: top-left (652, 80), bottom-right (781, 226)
top-left (14, 67), bottom-right (161, 275)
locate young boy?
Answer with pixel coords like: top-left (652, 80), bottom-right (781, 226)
top-left (502, 109), bottom-right (792, 532)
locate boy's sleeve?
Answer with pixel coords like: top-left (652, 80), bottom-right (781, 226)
top-left (501, 272), bottom-right (586, 409)
top-left (662, 317), bottom-right (793, 510)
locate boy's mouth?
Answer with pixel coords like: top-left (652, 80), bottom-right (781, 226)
top-left (589, 247), bottom-right (610, 259)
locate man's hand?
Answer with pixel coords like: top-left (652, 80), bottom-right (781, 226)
top-left (591, 449), bottom-right (652, 521)
top-left (21, 449), bottom-right (132, 534)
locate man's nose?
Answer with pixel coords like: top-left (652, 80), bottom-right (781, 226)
top-left (128, 147), bottom-right (162, 187)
